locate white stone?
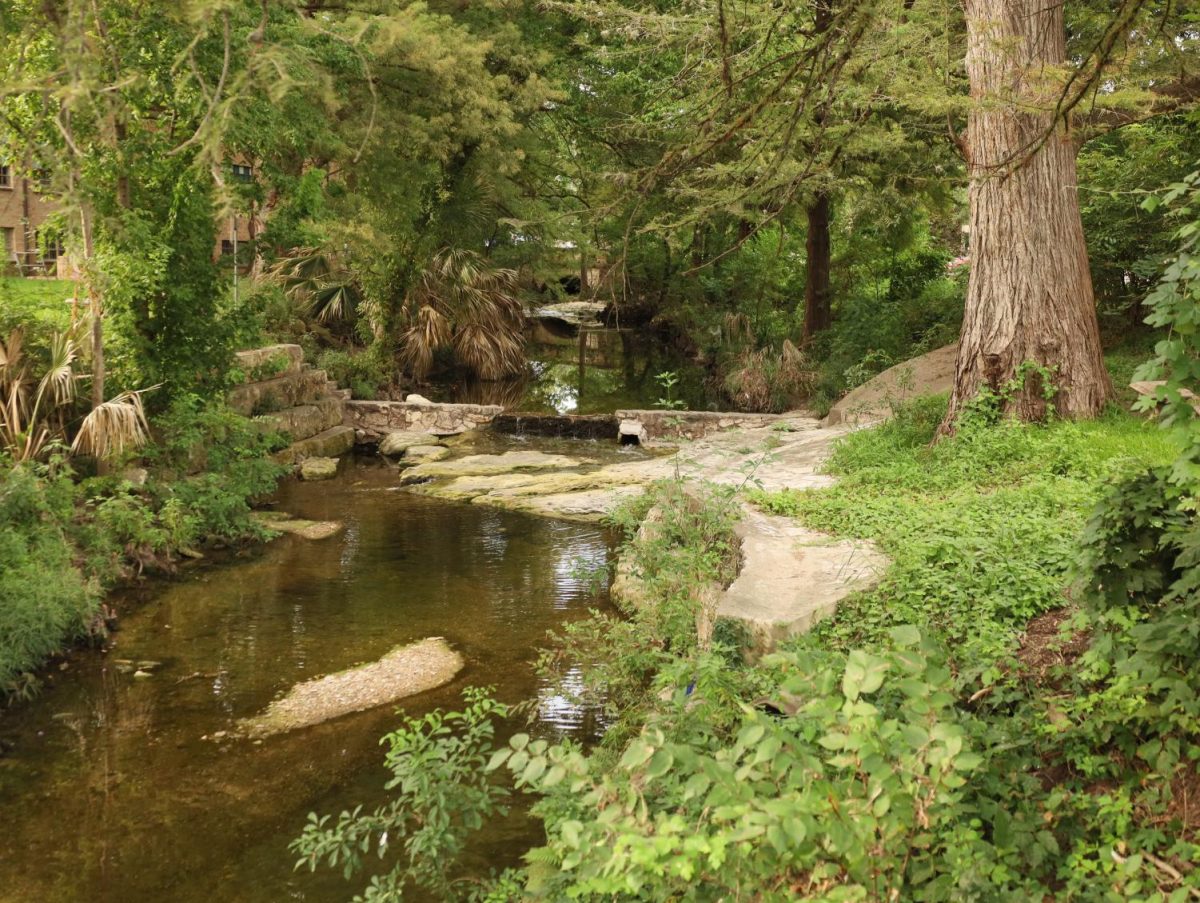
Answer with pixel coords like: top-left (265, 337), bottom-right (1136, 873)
top-left (618, 418), bottom-right (648, 445)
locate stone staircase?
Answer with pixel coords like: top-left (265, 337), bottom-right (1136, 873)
top-left (228, 344), bottom-right (355, 466)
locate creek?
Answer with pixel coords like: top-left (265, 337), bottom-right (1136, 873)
top-left (0, 447), bottom-right (626, 902)
top-left (427, 326), bottom-right (713, 415)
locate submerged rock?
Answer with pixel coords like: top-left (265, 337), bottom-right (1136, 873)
top-left (379, 430), bottom-right (442, 457)
top-left (240, 637), bottom-right (464, 738)
top-left (476, 485), bottom-right (645, 523)
top-left (403, 444), bottom-right (451, 464)
top-left (252, 511), bottom-right (344, 540)
top-left (401, 450), bottom-right (587, 482)
top-left (300, 457), bottom-right (339, 481)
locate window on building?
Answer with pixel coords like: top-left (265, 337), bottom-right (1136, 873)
top-left (231, 163), bottom-right (253, 182)
top-left (1, 228), bottom-right (15, 259)
top-left (34, 169), bottom-right (51, 191)
top-left (35, 231), bottom-right (61, 263)
top-left (220, 239), bottom-right (235, 256)
top-left (0, 165), bottom-right (11, 189)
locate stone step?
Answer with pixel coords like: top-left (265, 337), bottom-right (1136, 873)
top-left (274, 425), bottom-right (355, 466)
top-left (254, 396), bottom-right (344, 442)
top-left (233, 344), bottom-right (305, 381)
top-left (228, 368), bottom-right (331, 416)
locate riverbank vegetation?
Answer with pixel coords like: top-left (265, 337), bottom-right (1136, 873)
top-left (293, 175), bottom-right (1200, 897)
top-left (0, 397), bottom-right (285, 696)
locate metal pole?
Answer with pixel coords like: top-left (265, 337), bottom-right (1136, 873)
top-left (232, 215), bottom-right (239, 306)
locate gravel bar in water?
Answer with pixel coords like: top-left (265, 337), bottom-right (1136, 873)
top-left (241, 637), bottom-right (464, 737)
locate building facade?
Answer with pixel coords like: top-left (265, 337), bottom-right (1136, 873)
top-left (1, 160), bottom-right (256, 278)
top-left (0, 163), bottom-right (60, 275)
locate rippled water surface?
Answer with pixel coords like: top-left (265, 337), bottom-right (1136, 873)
top-left (0, 454), bottom-right (618, 902)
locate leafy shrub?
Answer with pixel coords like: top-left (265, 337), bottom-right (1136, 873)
top-left (143, 395), bottom-right (287, 546)
top-left (0, 458), bottom-right (99, 695)
top-left (292, 688), bottom-right (511, 900)
top-left (316, 347), bottom-right (389, 400)
top-left (492, 629), bottom-right (1056, 901)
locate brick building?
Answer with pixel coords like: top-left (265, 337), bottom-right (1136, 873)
top-left (0, 163), bottom-right (61, 275)
top-left (1, 160), bottom-right (256, 278)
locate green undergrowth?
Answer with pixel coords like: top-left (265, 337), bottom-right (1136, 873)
top-left (0, 277), bottom-right (75, 364)
top-left (752, 396), bottom-right (1175, 663)
top-left (1, 397), bottom-right (287, 699)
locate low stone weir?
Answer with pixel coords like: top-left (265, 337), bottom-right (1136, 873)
top-left (231, 344), bottom-right (804, 454)
top-left (346, 399), bottom-right (502, 442)
top-left (491, 412), bottom-right (617, 440)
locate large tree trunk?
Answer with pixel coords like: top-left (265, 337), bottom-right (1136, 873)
top-left (802, 192), bottom-right (832, 343)
top-left (944, 0), bottom-right (1112, 427)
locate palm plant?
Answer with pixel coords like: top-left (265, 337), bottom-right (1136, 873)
top-left (399, 248), bottom-right (525, 381)
top-left (269, 247), bottom-right (362, 325)
top-left (0, 328), bottom-right (151, 464)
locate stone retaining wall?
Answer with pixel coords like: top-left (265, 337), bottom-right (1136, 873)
top-left (228, 343), bottom-right (354, 465)
top-left (346, 399), bottom-right (503, 441)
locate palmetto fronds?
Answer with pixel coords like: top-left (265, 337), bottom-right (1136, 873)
top-left (71, 390), bottom-right (152, 461)
top-left (401, 248), bottom-right (525, 381)
top-left (269, 247), bottom-right (362, 325)
top-left (38, 331), bottom-right (78, 410)
top-left (399, 304), bottom-right (452, 381)
top-left (1, 327), bottom-right (150, 464)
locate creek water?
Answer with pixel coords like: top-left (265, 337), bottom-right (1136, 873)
top-left (428, 326), bottom-right (713, 415)
top-left (0, 450), bottom-right (624, 902)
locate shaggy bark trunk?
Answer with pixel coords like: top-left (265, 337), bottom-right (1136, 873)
top-left (944, 0), bottom-right (1111, 427)
top-left (802, 192), bottom-right (832, 343)
top-left (80, 204), bottom-right (104, 412)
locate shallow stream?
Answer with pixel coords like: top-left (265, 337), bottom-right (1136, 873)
top-left (0, 450), bottom-right (622, 902)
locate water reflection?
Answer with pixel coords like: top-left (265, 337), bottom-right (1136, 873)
top-left (0, 454), bottom-right (619, 903)
top-left (428, 327), bottom-right (712, 415)
top-left (537, 665), bottom-right (608, 735)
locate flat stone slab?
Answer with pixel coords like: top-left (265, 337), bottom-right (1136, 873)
top-left (252, 511), bottom-right (344, 540)
top-left (240, 637), bottom-right (464, 737)
top-left (717, 508), bottom-right (887, 653)
top-left (403, 444), bottom-right (451, 464)
top-left (399, 416), bottom-right (844, 522)
top-left (401, 450), bottom-right (588, 481)
top-left (379, 430), bottom-right (444, 457)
